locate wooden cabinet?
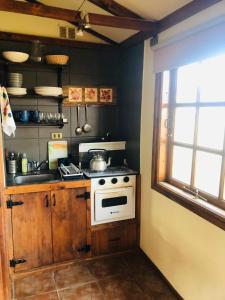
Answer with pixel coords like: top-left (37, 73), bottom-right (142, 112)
top-left (10, 192), bottom-right (53, 272)
top-left (8, 185), bottom-right (91, 272)
top-left (51, 188), bottom-right (89, 263)
top-left (92, 222), bottom-right (137, 256)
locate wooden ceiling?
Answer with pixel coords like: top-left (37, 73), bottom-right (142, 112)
top-left (0, 0), bottom-right (222, 48)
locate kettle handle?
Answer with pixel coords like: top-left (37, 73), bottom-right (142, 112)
top-left (88, 149), bottom-right (107, 154)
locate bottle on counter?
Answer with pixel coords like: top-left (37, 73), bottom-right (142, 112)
top-left (8, 152), bottom-right (17, 174)
top-left (21, 153), bottom-right (28, 174)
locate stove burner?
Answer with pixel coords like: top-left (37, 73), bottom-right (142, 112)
top-left (83, 166), bottom-right (138, 178)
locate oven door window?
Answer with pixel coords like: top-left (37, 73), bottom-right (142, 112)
top-left (102, 196), bottom-right (127, 207)
top-left (94, 187), bottom-right (135, 222)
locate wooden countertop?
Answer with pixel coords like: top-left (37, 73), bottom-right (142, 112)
top-left (4, 179), bottom-right (91, 195)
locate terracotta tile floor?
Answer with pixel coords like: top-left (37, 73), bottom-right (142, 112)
top-left (13, 251), bottom-right (180, 300)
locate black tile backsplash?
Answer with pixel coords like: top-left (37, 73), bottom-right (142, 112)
top-left (2, 40), bottom-right (144, 171)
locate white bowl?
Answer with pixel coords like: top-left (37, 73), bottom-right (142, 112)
top-left (34, 86), bottom-right (62, 96)
top-left (8, 74), bottom-right (23, 78)
top-left (35, 86), bottom-right (62, 90)
top-left (8, 82), bottom-right (22, 88)
top-left (7, 87), bottom-right (27, 96)
top-left (2, 51), bottom-right (29, 63)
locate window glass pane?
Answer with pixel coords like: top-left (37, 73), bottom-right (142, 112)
top-left (162, 71), bottom-right (170, 104)
top-left (200, 54), bottom-right (225, 102)
top-left (197, 107), bottom-right (225, 150)
top-left (176, 63), bottom-right (199, 103)
top-left (174, 107), bottom-right (196, 144)
top-left (195, 151), bottom-right (222, 196)
top-left (172, 146), bottom-right (193, 184)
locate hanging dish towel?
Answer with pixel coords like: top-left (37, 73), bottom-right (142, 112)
top-left (0, 86), bottom-right (16, 136)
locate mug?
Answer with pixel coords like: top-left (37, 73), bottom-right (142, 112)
top-left (19, 110), bottom-right (30, 123)
top-left (12, 110), bottom-right (22, 122)
top-left (30, 110), bottom-right (40, 123)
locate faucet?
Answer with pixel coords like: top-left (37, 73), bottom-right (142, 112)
top-left (32, 160), bottom-right (48, 174)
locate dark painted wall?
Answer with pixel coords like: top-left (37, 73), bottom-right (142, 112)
top-left (119, 43), bottom-right (144, 171)
top-left (1, 41), bottom-right (120, 163)
top-left (1, 40), bottom-right (144, 170)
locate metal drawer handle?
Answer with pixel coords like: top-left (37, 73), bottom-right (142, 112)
top-left (45, 195), bottom-right (49, 207)
top-left (52, 194), bottom-right (56, 206)
top-left (109, 237), bottom-right (120, 242)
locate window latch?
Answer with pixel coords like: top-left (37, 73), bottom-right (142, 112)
top-left (183, 187), bottom-right (208, 202)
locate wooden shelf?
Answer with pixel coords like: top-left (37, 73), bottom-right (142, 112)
top-left (0, 60), bottom-right (68, 69)
top-left (16, 121), bottom-right (68, 128)
top-left (9, 93), bottom-right (64, 100)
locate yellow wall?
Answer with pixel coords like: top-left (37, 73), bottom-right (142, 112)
top-left (0, 11), bottom-right (104, 44)
top-left (140, 8), bottom-right (225, 300)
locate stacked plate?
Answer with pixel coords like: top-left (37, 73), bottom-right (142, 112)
top-left (7, 87), bottom-right (27, 96)
top-left (34, 86), bottom-right (62, 97)
top-left (8, 73), bottom-right (23, 88)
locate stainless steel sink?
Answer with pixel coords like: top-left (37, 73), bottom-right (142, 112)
top-left (14, 173), bottom-right (58, 185)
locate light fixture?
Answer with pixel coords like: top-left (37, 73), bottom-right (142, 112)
top-left (76, 25), bottom-right (84, 37)
top-left (84, 13), bottom-right (91, 29)
top-left (76, 11), bottom-right (91, 37)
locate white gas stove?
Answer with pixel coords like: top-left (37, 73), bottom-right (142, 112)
top-left (90, 174), bottom-right (136, 225)
top-left (79, 141), bottom-right (137, 225)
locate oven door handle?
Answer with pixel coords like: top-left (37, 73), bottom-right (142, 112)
top-left (95, 187), bottom-right (133, 195)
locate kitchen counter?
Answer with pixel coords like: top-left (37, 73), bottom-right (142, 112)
top-left (5, 173), bottom-right (90, 195)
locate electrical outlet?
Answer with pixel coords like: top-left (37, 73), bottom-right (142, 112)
top-left (51, 132), bottom-right (63, 140)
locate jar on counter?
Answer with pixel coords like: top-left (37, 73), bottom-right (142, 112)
top-left (8, 152), bottom-right (17, 174)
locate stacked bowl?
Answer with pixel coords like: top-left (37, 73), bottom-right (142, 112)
top-left (6, 72), bottom-right (27, 96)
top-left (34, 86), bottom-right (62, 97)
top-left (8, 73), bottom-right (23, 88)
top-left (6, 87), bottom-right (27, 96)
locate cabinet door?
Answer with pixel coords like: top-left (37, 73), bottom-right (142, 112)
top-left (11, 192), bottom-right (53, 272)
top-left (92, 223), bottom-right (137, 256)
top-left (51, 188), bottom-right (88, 263)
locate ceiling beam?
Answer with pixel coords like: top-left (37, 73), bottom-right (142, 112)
top-left (88, 0), bottom-right (142, 19)
top-left (121, 31), bottom-right (152, 48)
top-left (158, 0), bottom-right (223, 32)
top-left (121, 0), bottom-right (222, 47)
top-left (24, 0), bottom-right (118, 45)
top-left (84, 28), bottom-right (118, 45)
top-left (0, 1), bottom-right (158, 32)
top-left (0, 31), bottom-right (114, 50)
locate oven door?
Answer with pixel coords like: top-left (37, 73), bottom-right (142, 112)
top-left (94, 187), bottom-right (135, 223)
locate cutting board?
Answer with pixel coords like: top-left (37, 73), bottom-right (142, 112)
top-left (48, 141), bottom-right (68, 170)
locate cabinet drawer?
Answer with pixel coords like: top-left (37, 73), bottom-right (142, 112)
top-left (92, 223), bottom-right (137, 256)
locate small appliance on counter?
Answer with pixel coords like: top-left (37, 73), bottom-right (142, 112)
top-left (79, 141), bottom-right (138, 225)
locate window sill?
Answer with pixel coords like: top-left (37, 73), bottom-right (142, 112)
top-left (152, 181), bottom-right (225, 231)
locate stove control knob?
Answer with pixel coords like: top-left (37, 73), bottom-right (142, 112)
top-left (111, 178), bottom-right (118, 184)
top-left (99, 179), bottom-right (105, 185)
top-left (124, 176), bottom-right (130, 183)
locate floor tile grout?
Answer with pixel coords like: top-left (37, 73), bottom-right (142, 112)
top-left (52, 271), bottom-right (60, 300)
